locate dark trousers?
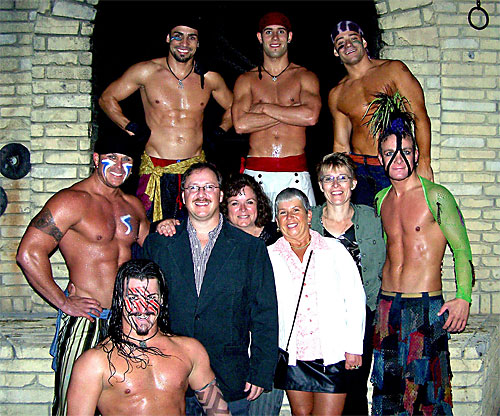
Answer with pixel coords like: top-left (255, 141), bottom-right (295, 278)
top-left (342, 306), bottom-right (375, 416)
top-left (351, 160), bottom-right (391, 208)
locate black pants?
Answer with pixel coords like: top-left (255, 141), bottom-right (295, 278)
top-left (342, 306), bottom-right (375, 416)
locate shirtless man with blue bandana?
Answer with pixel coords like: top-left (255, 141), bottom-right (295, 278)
top-left (17, 124), bottom-right (150, 416)
top-left (328, 20), bottom-right (433, 207)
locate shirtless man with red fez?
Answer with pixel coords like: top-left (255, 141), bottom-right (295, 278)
top-left (17, 126), bottom-right (150, 416)
top-left (67, 260), bottom-right (231, 416)
top-left (99, 19), bottom-right (233, 222)
top-left (328, 20), bottom-right (433, 207)
top-left (232, 12), bottom-right (321, 207)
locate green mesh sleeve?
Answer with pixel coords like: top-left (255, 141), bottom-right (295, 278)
top-left (420, 177), bottom-right (474, 303)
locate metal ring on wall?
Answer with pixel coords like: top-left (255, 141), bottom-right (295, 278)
top-left (468, 4), bottom-right (489, 30)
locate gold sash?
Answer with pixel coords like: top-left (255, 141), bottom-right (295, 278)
top-left (138, 151), bottom-right (206, 221)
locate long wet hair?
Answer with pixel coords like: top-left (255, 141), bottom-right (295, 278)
top-left (102, 259), bottom-right (171, 382)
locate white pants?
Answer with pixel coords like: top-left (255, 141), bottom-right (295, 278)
top-left (244, 169), bottom-right (316, 211)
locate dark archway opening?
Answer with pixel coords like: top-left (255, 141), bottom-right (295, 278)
top-left (92, 0), bottom-right (382, 201)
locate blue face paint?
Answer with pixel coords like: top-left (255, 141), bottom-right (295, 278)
top-left (120, 214), bottom-right (132, 235)
top-left (101, 158), bottom-right (115, 178)
top-left (123, 163), bottom-right (132, 178)
top-left (171, 35), bottom-right (182, 41)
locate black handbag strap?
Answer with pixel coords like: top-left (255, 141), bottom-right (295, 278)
top-left (285, 250), bottom-right (313, 351)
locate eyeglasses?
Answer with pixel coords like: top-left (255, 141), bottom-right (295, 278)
top-left (184, 184), bottom-right (220, 193)
top-left (320, 174), bottom-right (352, 184)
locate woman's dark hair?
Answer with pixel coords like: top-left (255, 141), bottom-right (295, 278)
top-left (315, 152), bottom-right (357, 181)
top-left (103, 259), bottom-right (170, 383)
top-left (220, 173), bottom-right (272, 228)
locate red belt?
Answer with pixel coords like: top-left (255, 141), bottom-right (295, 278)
top-left (150, 156), bottom-right (183, 167)
top-left (349, 153), bottom-right (381, 166)
top-left (244, 154), bottom-right (308, 172)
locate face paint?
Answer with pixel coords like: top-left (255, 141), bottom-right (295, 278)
top-left (383, 134), bottom-right (414, 180)
top-left (171, 35), bottom-right (182, 41)
top-left (101, 158), bottom-right (115, 177)
top-left (124, 285), bottom-right (160, 315)
top-left (123, 162), bottom-right (132, 178)
top-left (120, 214), bottom-right (132, 235)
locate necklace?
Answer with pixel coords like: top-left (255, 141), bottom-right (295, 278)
top-left (126, 329), bottom-right (158, 348)
top-left (290, 238), bottom-right (312, 250)
top-left (166, 59), bottom-right (194, 89)
top-left (262, 62), bottom-right (291, 82)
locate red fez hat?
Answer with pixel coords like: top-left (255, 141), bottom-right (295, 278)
top-left (258, 12), bottom-right (291, 33)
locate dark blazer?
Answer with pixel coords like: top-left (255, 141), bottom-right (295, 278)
top-left (142, 218), bottom-right (278, 402)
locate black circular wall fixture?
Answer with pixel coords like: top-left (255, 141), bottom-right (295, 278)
top-left (0, 186), bottom-right (7, 217)
top-left (0, 143), bottom-right (31, 179)
top-left (468, 0), bottom-right (489, 30)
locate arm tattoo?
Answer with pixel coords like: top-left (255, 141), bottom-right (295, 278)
top-left (194, 379), bottom-right (230, 415)
top-left (30, 208), bottom-right (64, 242)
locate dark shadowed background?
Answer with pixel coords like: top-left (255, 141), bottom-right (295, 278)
top-left (92, 0), bottom-right (382, 199)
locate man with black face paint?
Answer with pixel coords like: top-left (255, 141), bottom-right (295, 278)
top-left (370, 100), bottom-right (474, 416)
top-left (99, 18), bottom-right (233, 223)
top-left (67, 259), bottom-right (231, 416)
top-left (328, 20), bottom-right (433, 207)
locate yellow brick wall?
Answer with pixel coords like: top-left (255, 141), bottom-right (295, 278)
top-left (375, 0), bottom-right (499, 315)
top-left (0, 0), bottom-right (498, 314)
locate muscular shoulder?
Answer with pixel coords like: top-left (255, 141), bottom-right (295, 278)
top-left (203, 70), bottom-right (226, 88)
top-left (234, 67), bottom-right (259, 88)
top-left (171, 335), bottom-right (207, 356)
top-left (74, 343), bottom-right (107, 370)
top-left (44, 185), bottom-right (93, 215)
top-left (328, 76), bottom-right (349, 105)
top-left (376, 59), bottom-right (414, 79)
top-left (123, 58), bottom-right (165, 82)
top-left (121, 192), bottom-right (147, 214)
top-left (292, 64), bottom-right (319, 84)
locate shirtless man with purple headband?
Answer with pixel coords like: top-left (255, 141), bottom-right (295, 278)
top-left (328, 20), bottom-right (433, 207)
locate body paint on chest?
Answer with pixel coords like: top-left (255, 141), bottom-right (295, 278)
top-left (120, 214), bottom-right (132, 235)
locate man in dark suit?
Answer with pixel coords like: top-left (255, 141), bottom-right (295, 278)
top-left (142, 162), bottom-right (278, 416)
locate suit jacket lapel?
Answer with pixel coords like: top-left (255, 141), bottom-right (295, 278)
top-left (170, 223), bottom-right (198, 298)
top-left (198, 222), bottom-right (236, 299)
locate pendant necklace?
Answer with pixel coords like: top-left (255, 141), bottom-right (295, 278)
top-left (166, 59), bottom-right (194, 89)
top-left (262, 62), bottom-right (291, 82)
top-left (126, 329), bottom-right (158, 348)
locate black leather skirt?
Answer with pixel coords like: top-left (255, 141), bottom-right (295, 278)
top-left (283, 359), bottom-right (347, 393)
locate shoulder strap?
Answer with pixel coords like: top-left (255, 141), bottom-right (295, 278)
top-left (285, 250), bottom-right (314, 351)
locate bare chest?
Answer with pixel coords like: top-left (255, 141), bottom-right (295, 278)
top-left (251, 73), bottom-right (301, 105)
top-left (381, 191), bottom-right (435, 241)
top-left (70, 198), bottom-right (140, 244)
top-left (338, 72), bottom-right (397, 122)
top-left (142, 69), bottom-right (211, 113)
top-left (105, 353), bottom-right (190, 396)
